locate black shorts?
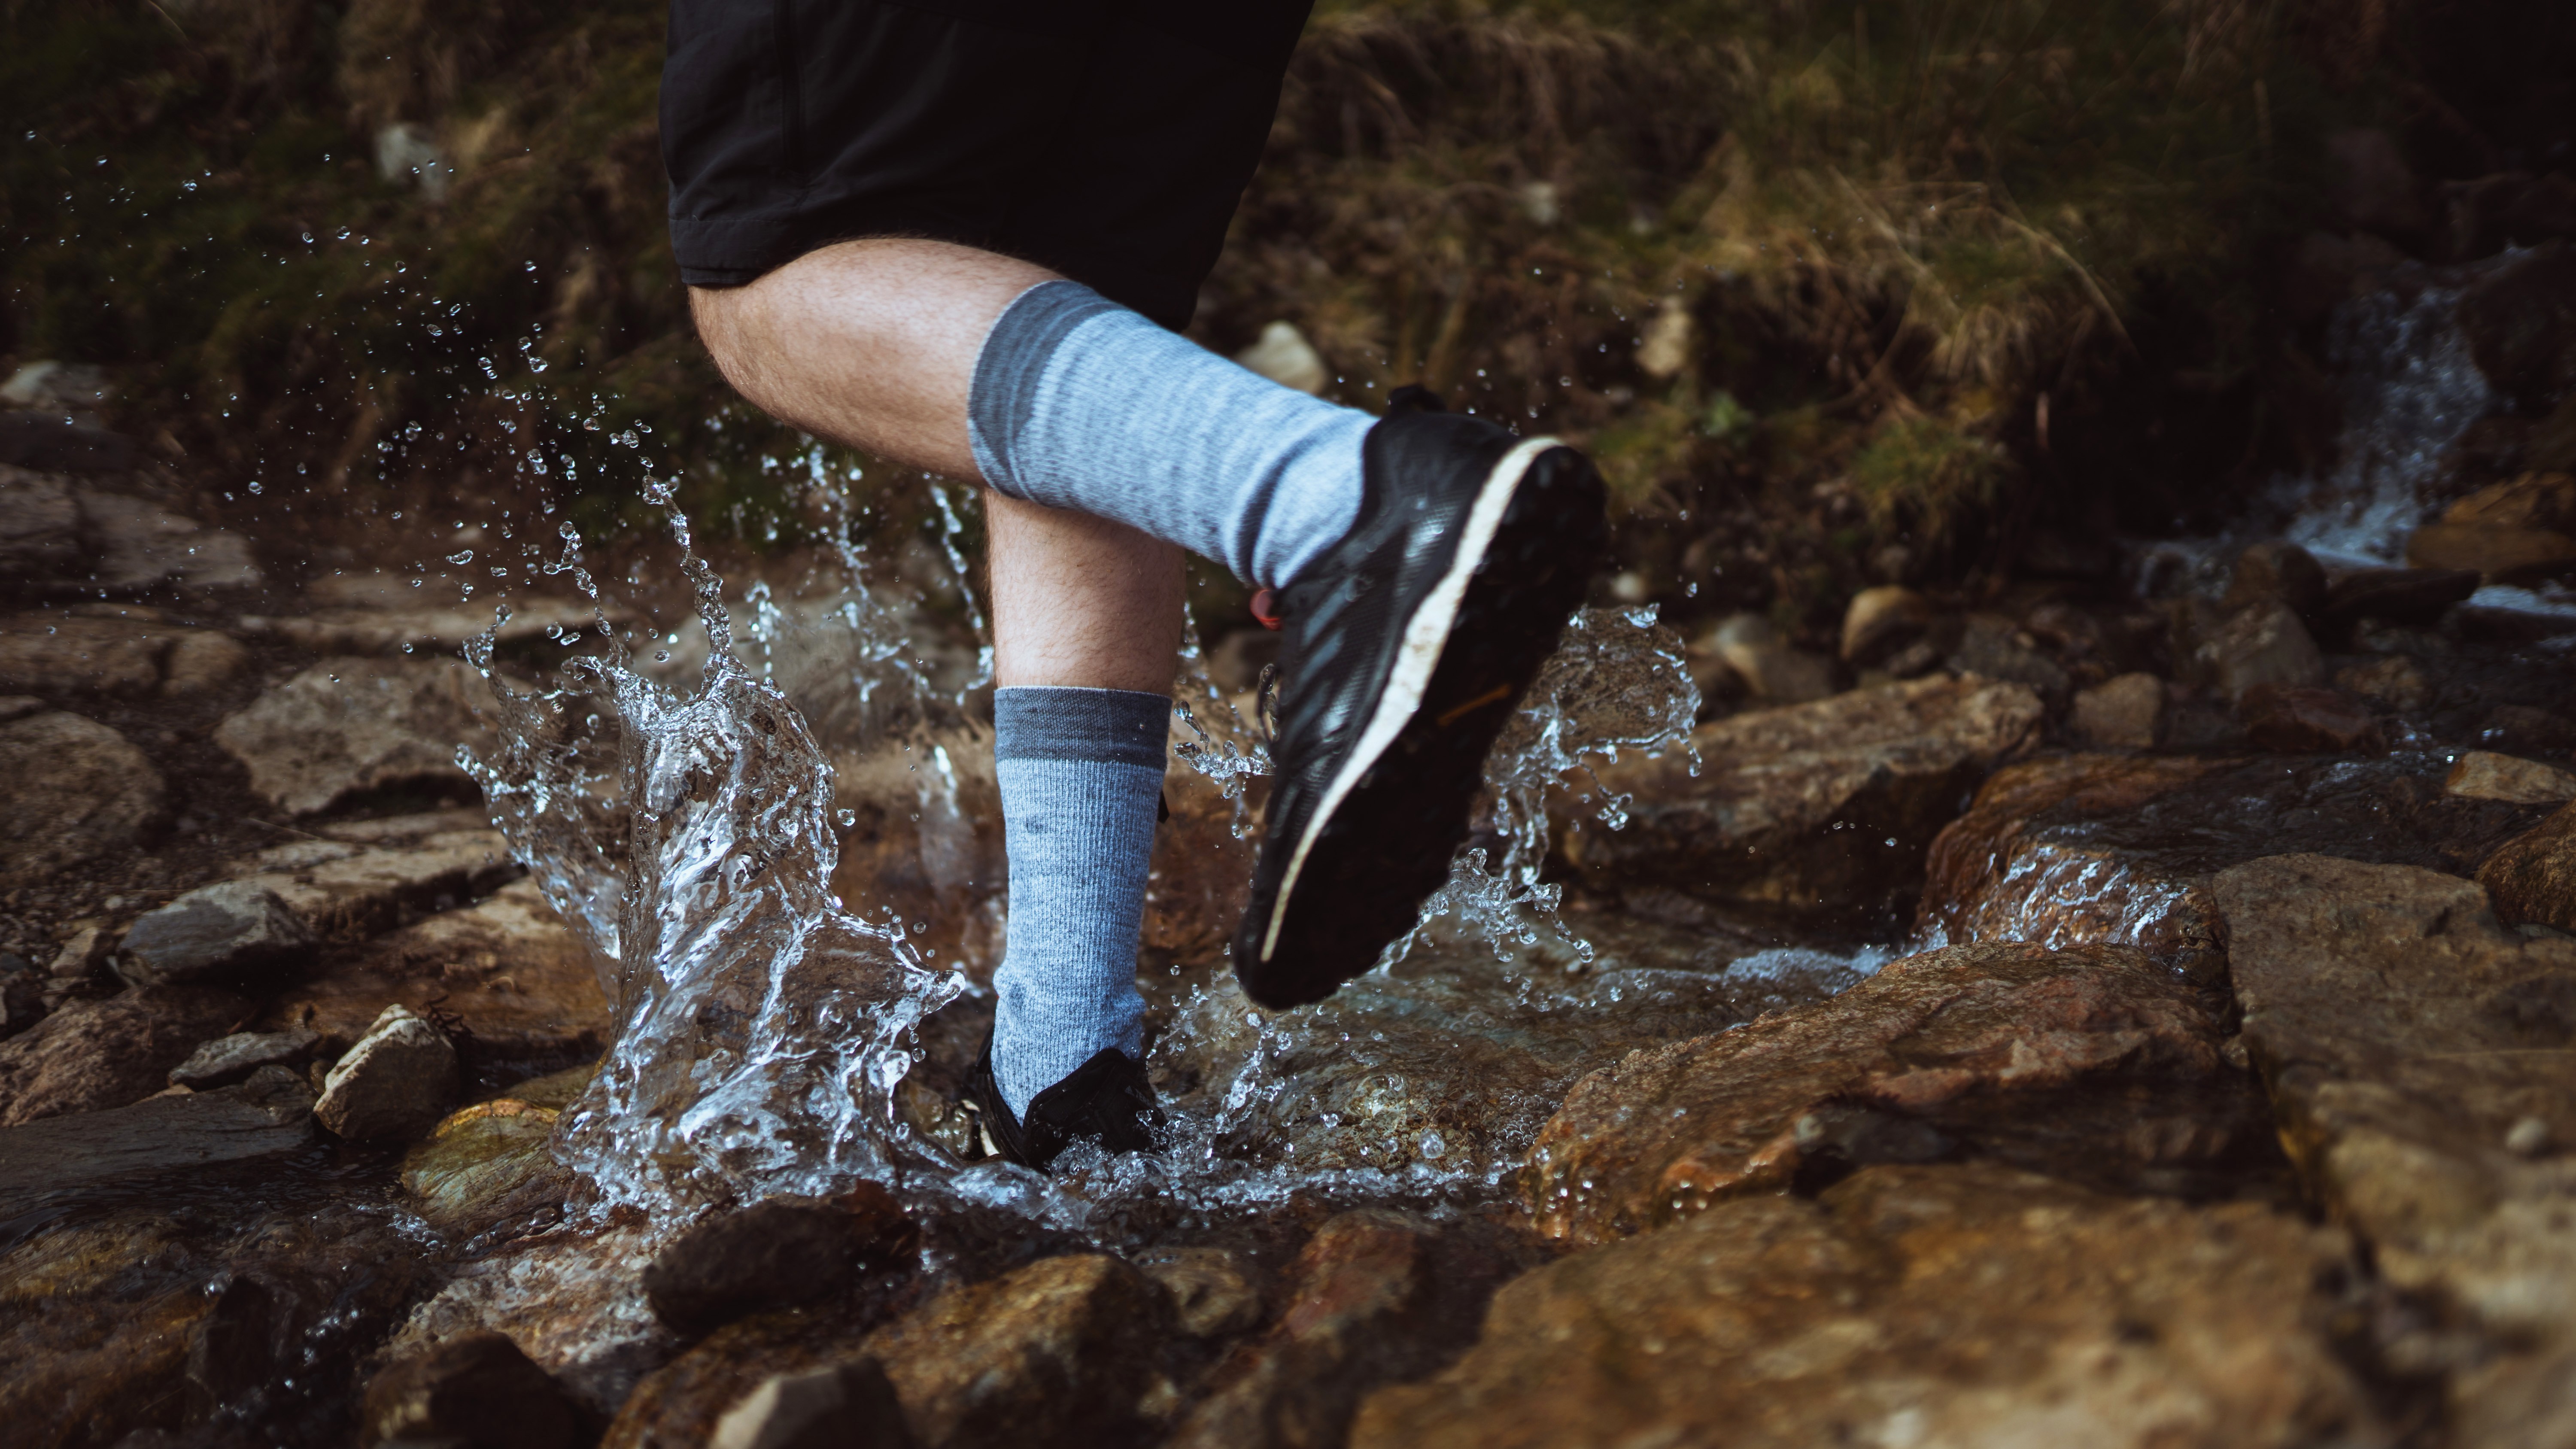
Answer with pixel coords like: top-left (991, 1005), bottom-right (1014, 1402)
top-left (661, 0), bottom-right (1314, 329)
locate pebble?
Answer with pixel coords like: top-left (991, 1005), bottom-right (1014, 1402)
top-left (117, 881), bottom-right (317, 989)
top-left (710, 1360), bottom-right (912, 1449)
top-left (167, 1027), bottom-right (320, 1090)
top-left (2505, 1116), bottom-right (2552, 1157)
top-left (313, 1003), bottom-right (457, 1142)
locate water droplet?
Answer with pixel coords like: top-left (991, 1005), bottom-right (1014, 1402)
top-left (835, 808), bottom-right (856, 828)
top-left (447, 550), bottom-right (474, 565)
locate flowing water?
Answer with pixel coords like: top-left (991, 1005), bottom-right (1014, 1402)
top-left (456, 480), bottom-right (1864, 1240)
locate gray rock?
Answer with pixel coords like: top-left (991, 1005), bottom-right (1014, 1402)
top-left (167, 1027), bottom-right (320, 1089)
top-left (224, 823), bottom-right (520, 940)
top-left (0, 1064), bottom-right (312, 1215)
top-left (49, 923), bottom-right (116, 977)
top-left (214, 656), bottom-right (497, 815)
top-left (0, 711), bottom-right (164, 887)
top-left (0, 465), bottom-right (81, 583)
top-left (2189, 598), bottom-right (2326, 700)
top-left (313, 1004), bottom-right (457, 1142)
top-left (0, 984), bottom-right (249, 1126)
top-left (118, 881), bottom-right (317, 988)
top-left (1947, 614), bottom-right (2072, 702)
top-left (711, 1361), bottom-right (912, 1449)
top-left (643, 1190), bottom-right (914, 1336)
top-left (77, 488), bottom-right (261, 592)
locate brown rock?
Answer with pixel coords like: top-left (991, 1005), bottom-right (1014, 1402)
top-left (2318, 567), bottom-right (2481, 632)
top-left (2406, 520), bottom-right (2576, 583)
top-left (2336, 654), bottom-right (2434, 713)
top-left (1136, 1247), bottom-right (1264, 1340)
top-left (257, 878), bottom-right (610, 1059)
top-left (0, 985), bottom-right (248, 1126)
top-left (2447, 750), bottom-right (2576, 804)
top-left (2213, 855), bottom-right (2576, 1427)
top-left (644, 1189), bottom-right (916, 1337)
top-left (1169, 1212), bottom-right (1439, 1449)
top-left (2224, 541), bottom-right (2330, 618)
top-left (313, 1003), bottom-right (457, 1142)
top-left (0, 612), bottom-right (176, 693)
top-left (2239, 683), bottom-right (2387, 753)
top-left (1947, 614), bottom-right (2072, 702)
top-left (1838, 586), bottom-right (1932, 665)
top-left (2185, 598), bottom-right (2324, 699)
top-left (603, 1312), bottom-right (902, 1449)
top-left (1561, 676), bottom-right (2043, 917)
top-left (2481, 703), bottom-right (2576, 756)
top-left (360, 1330), bottom-right (583, 1449)
top-left (1701, 614), bottom-right (1837, 702)
top-left (167, 1027), bottom-right (318, 1089)
top-left (862, 1253), bottom-right (1173, 1449)
top-left (389, 1221), bottom-right (673, 1415)
top-left (2070, 672), bottom-right (2166, 749)
top-left (2480, 802), bottom-right (2576, 933)
top-left (0, 711), bottom-right (163, 886)
top-left (711, 1360), bottom-right (914, 1449)
top-left (399, 1097), bottom-right (574, 1239)
top-left (1915, 752), bottom-right (2557, 979)
top-left (2455, 242), bottom-right (2576, 413)
top-left (0, 1067), bottom-right (313, 1215)
top-left (1525, 942), bottom-right (2254, 1246)
top-left (213, 655), bottom-right (498, 815)
top-left (2445, 471), bottom-right (2576, 532)
top-left (0, 466), bottom-right (82, 583)
top-left (1352, 1163), bottom-right (2384, 1449)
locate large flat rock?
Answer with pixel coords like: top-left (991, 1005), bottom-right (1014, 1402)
top-left (2213, 854), bottom-right (2576, 1442)
top-left (0, 710), bottom-right (164, 887)
top-left (1560, 676), bottom-right (2042, 922)
top-left (0, 1069), bottom-right (311, 1215)
top-left (1352, 1163), bottom-right (2385, 1449)
top-left (255, 878), bottom-right (609, 1059)
top-left (1918, 751), bottom-right (2558, 977)
top-left (1523, 942), bottom-right (2263, 1246)
top-left (224, 820), bottom-right (520, 940)
top-left (0, 984), bottom-right (248, 1127)
top-left (213, 655), bottom-right (498, 815)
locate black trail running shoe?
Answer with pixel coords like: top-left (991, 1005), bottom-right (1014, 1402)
top-left (1233, 398), bottom-right (1607, 1009)
top-left (966, 1032), bottom-right (1163, 1171)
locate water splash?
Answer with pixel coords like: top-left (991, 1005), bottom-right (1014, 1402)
top-left (2273, 279), bottom-right (2494, 567)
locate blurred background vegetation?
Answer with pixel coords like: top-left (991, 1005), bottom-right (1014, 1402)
top-left (4, 0), bottom-right (2572, 643)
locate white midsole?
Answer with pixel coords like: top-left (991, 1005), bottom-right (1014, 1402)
top-left (1260, 434), bottom-right (1561, 963)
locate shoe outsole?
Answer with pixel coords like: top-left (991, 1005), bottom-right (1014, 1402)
top-left (1242, 440), bottom-right (1604, 1008)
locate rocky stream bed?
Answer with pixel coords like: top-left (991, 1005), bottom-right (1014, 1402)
top-left (5, 249), bottom-right (2576, 1449)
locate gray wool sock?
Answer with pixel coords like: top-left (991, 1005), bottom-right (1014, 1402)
top-left (968, 280), bottom-right (1372, 589)
top-left (990, 685), bottom-right (1169, 1118)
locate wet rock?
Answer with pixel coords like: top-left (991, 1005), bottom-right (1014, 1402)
top-left (1352, 1163), bottom-right (2383, 1449)
top-left (0, 1066), bottom-right (312, 1215)
top-left (2447, 749), bottom-right (2576, 804)
top-left (213, 656), bottom-right (497, 815)
top-left (2240, 683), bottom-right (2386, 753)
top-left (81, 489), bottom-right (262, 593)
top-left (1170, 1212), bottom-right (1443, 1449)
top-left (313, 1003), bottom-right (457, 1142)
top-left (1917, 752), bottom-right (2556, 977)
top-left (1563, 676), bottom-right (2042, 920)
top-left (0, 465), bottom-right (82, 581)
top-left (1838, 586), bottom-right (1932, 666)
top-left (2224, 541), bottom-right (2330, 618)
top-left (0, 414), bottom-right (137, 474)
top-left (2181, 598), bottom-right (2323, 699)
top-left (0, 710), bottom-right (163, 886)
top-left (1524, 942), bottom-right (2255, 1245)
top-left (240, 582), bottom-right (618, 658)
top-left (2480, 703), bottom-right (2576, 757)
top-left (2456, 243), bottom-right (2576, 413)
top-left (1946, 614), bottom-right (2071, 702)
top-left (1136, 1247), bottom-right (1263, 1340)
top-left (2318, 566), bottom-right (2481, 634)
top-left (1156, 920), bottom-right (1855, 1179)
top-left (167, 1027), bottom-right (317, 1089)
top-left (258, 878), bottom-right (610, 1059)
top-left (2408, 520), bottom-right (2576, 582)
top-left (225, 820), bottom-right (520, 940)
top-left (2480, 803), bottom-right (2576, 933)
top-left (1701, 614), bottom-right (1837, 702)
top-left (2070, 671), bottom-right (2165, 749)
top-left (0, 963), bottom-right (40, 1040)
top-left (862, 1253), bottom-right (1172, 1449)
top-left (2213, 854), bottom-right (2576, 1442)
top-left (2447, 470), bottom-right (2576, 532)
top-left (0, 612), bottom-right (163, 692)
top-left (117, 882), bottom-right (317, 989)
top-left (603, 1310), bottom-right (901, 1449)
top-left (360, 1331), bottom-right (583, 1449)
top-left (644, 1189), bottom-right (916, 1337)
top-left (711, 1360), bottom-right (914, 1449)
top-left (2338, 654), bottom-right (2434, 713)
top-left (390, 1221), bottom-right (672, 1415)
top-left (400, 1098), bottom-right (573, 1239)
top-left (0, 985), bottom-right (248, 1126)
top-left (2440, 172), bottom-right (2576, 261)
